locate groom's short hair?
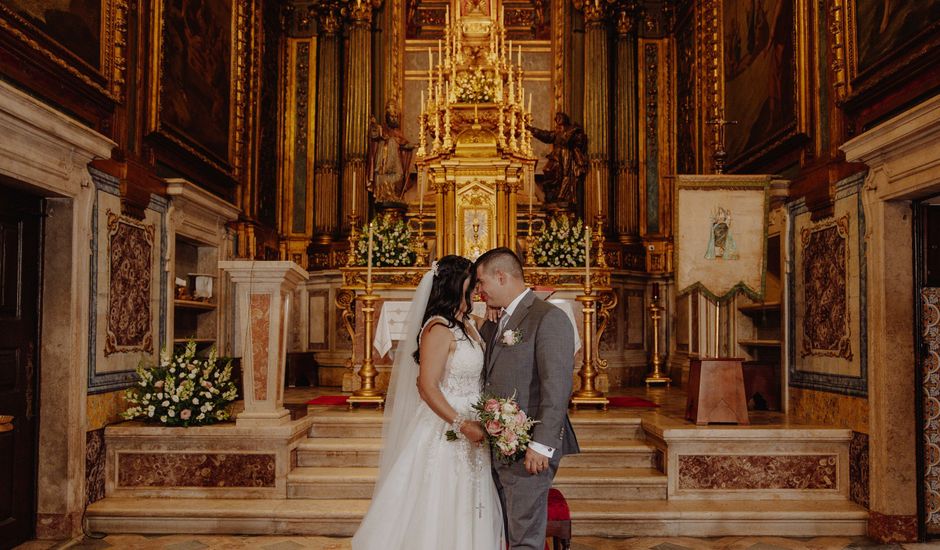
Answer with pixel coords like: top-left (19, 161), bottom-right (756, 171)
top-left (475, 247), bottom-right (524, 280)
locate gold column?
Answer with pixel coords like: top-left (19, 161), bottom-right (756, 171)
top-left (314, 5), bottom-right (342, 241)
top-left (580, 1), bottom-right (611, 233)
top-left (614, 3), bottom-right (640, 242)
top-left (342, 1), bottom-right (378, 231)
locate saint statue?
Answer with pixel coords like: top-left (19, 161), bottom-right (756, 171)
top-left (526, 113), bottom-right (589, 208)
top-left (367, 101), bottom-right (415, 204)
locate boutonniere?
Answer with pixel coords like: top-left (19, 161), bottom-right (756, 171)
top-left (501, 328), bottom-right (523, 346)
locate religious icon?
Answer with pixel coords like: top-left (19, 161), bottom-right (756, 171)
top-left (526, 112), bottom-right (589, 209)
top-left (705, 207), bottom-right (739, 260)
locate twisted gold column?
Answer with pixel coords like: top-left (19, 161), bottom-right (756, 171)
top-left (581, 2), bottom-right (610, 232)
top-left (614, 3), bottom-right (640, 242)
top-left (342, 2), bottom-right (377, 231)
top-left (314, 6), bottom-right (342, 241)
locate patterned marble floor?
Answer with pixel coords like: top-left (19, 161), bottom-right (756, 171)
top-left (14, 535), bottom-right (940, 550)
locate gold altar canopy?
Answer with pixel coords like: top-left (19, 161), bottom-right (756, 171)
top-left (415, 1), bottom-right (537, 260)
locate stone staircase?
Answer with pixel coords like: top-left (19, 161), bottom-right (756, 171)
top-left (86, 406), bottom-right (869, 537)
top-left (287, 409), bottom-right (668, 503)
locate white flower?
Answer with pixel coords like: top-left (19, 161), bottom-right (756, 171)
top-left (167, 410), bottom-right (175, 417)
top-left (161, 400), bottom-right (170, 407)
top-left (193, 397), bottom-right (200, 405)
top-left (160, 415), bottom-right (167, 422)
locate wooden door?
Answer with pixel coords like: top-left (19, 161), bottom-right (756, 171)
top-left (0, 184), bottom-right (42, 548)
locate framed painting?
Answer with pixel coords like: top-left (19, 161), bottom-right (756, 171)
top-left (721, 0), bottom-right (810, 169)
top-left (788, 172), bottom-right (867, 396)
top-left (0, 0), bottom-right (127, 100)
top-left (148, 0), bottom-right (249, 183)
top-left (675, 175), bottom-right (770, 302)
top-left (834, 0), bottom-right (940, 113)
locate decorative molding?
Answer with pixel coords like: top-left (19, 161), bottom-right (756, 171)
top-left (116, 452), bottom-right (276, 488)
top-left (678, 454), bottom-right (839, 490)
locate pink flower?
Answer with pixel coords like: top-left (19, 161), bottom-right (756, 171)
top-left (514, 411), bottom-right (527, 425)
top-left (486, 420), bottom-right (503, 435)
top-left (154, 380), bottom-right (164, 389)
top-left (503, 431), bottom-right (518, 444)
top-left (484, 399), bottom-right (500, 413)
top-left (180, 409), bottom-right (192, 420)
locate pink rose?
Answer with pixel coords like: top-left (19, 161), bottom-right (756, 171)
top-left (154, 380), bottom-right (164, 389)
top-left (484, 399), bottom-right (500, 413)
top-left (486, 420), bottom-right (503, 435)
top-left (180, 409), bottom-right (192, 420)
top-left (501, 330), bottom-right (515, 345)
top-left (503, 431), bottom-right (518, 444)
top-left (514, 411), bottom-right (527, 425)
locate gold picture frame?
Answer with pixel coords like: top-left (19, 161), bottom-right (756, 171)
top-left (0, 0), bottom-right (128, 100)
top-left (147, 0), bottom-right (250, 181)
top-left (719, 0), bottom-right (812, 169)
top-left (830, 0), bottom-right (940, 105)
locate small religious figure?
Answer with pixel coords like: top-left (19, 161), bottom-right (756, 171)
top-left (525, 112), bottom-right (589, 208)
top-left (705, 207), bottom-right (738, 260)
top-left (367, 101), bottom-right (415, 204)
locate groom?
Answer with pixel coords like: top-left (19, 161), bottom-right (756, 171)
top-left (474, 247), bottom-right (579, 550)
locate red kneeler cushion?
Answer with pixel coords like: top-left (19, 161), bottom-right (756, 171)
top-left (547, 488), bottom-right (570, 521)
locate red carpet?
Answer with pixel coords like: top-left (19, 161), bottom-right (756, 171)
top-left (607, 396), bottom-right (659, 408)
top-left (307, 395), bottom-right (349, 406)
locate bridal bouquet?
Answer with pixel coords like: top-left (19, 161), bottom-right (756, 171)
top-left (448, 394), bottom-right (539, 463)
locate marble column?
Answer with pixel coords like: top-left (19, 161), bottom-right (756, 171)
top-left (313, 5), bottom-right (342, 242)
top-left (219, 261), bottom-right (309, 427)
top-left (614, 3), bottom-right (640, 242)
top-left (343, 1), bottom-right (378, 230)
top-left (581, 1), bottom-right (610, 232)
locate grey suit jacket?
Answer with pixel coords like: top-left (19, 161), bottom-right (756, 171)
top-left (481, 292), bottom-right (579, 458)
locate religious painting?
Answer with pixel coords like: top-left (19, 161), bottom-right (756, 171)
top-left (104, 211), bottom-right (155, 356)
top-left (789, 173), bottom-right (866, 396)
top-left (148, 0), bottom-right (246, 180)
top-left (88, 170), bottom-right (167, 394)
top-left (854, 0), bottom-right (940, 76)
top-left (3, 0), bottom-right (101, 68)
top-left (675, 175), bottom-right (769, 301)
top-left (0, 0), bottom-right (126, 99)
top-left (722, 0), bottom-right (803, 167)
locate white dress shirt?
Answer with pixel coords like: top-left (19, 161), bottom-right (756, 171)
top-left (497, 289), bottom-right (555, 459)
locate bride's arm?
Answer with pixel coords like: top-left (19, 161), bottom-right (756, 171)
top-left (417, 323), bottom-right (485, 443)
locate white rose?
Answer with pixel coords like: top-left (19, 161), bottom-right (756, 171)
top-left (167, 410), bottom-right (175, 417)
top-left (161, 400), bottom-right (170, 407)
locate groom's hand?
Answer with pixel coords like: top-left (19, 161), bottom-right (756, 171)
top-left (524, 448), bottom-right (549, 475)
top-left (460, 420), bottom-right (486, 444)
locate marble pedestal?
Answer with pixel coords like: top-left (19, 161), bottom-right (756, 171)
top-left (220, 261), bottom-right (308, 427)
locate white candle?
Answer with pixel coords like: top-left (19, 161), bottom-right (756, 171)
top-left (584, 226), bottom-right (591, 289)
top-left (418, 176), bottom-right (424, 214)
top-left (528, 93), bottom-right (532, 115)
top-left (595, 169), bottom-right (602, 214)
top-left (528, 174), bottom-right (533, 217)
top-left (367, 223), bottom-right (374, 289)
top-left (352, 171), bottom-right (357, 214)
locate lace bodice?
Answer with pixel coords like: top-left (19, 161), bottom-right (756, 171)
top-left (421, 316), bottom-right (485, 403)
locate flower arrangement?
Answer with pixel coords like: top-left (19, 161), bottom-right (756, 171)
top-left (449, 394), bottom-right (539, 463)
top-left (533, 214), bottom-right (587, 267)
top-left (121, 341), bottom-right (238, 427)
top-left (352, 213), bottom-right (416, 267)
top-left (454, 68), bottom-right (497, 103)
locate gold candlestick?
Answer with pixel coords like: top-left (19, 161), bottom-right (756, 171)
top-left (346, 213), bottom-right (361, 267)
top-left (593, 213), bottom-right (608, 268)
top-left (570, 289), bottom-right (609, 410)
top-left (411, 210), bottom-right (428, 267)
top-left (645, 285), bottom-right (671, 387)
top-left (348, 291), bottom-right (385, 409)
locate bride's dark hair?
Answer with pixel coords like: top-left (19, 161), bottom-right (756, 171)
top-left (413, 255), bottom-right (475, 363)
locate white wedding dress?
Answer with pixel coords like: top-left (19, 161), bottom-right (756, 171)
top-left (352, 316), bottom-right (504, 550)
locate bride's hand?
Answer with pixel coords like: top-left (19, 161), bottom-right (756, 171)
top-left (485, 306), bottom-right (502, 324)
top-left (460, 420), bottom-right (486, 444)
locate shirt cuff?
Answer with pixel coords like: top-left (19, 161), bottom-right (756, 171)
top-left (528, 440), bottom-right (555, 458)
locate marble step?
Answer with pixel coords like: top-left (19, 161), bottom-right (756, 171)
top-left (286, 467), bottom-right (667, 500)
top-left (294, 438), bottom-right (658, 469)
top-left (306, 409), bottom-right (646, 441)
top-left (86, 497), bottom-right (868, 537)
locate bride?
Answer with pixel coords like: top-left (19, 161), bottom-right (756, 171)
top-left (352, 255), bottom-right (505, 550)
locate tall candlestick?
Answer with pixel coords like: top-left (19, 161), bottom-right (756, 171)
top-left (418, 175), bottom-right (424, 214)
top-left (438, 39), bottom-right (442, 66)
top-left (367, 223), bottom-right (374, 290)
top-left (585, 227), bottom-right (592, 289)
top-left (428, 47), bottom-right (433, 74)
top-left (528, 174), bottom-right (533, 217)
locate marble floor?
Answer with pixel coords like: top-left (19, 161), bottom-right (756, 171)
top-left (13, 534), bottom-right (940, 549)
